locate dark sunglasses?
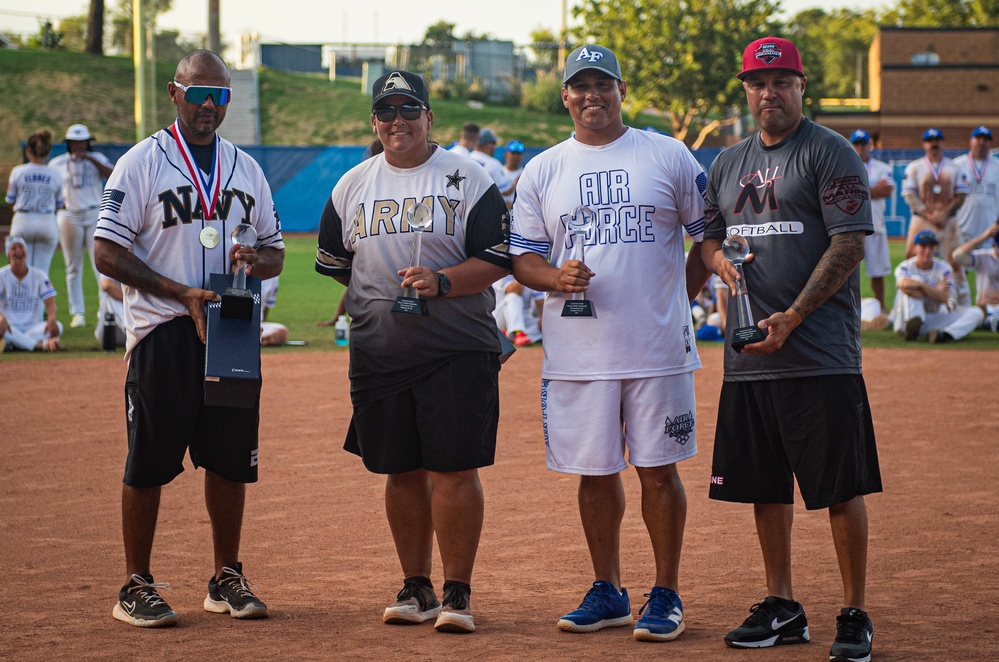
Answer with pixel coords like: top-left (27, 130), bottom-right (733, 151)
top-left (373, 103), bottom-right (425, 123)
top-left (173, 81), bottom-right (232, 106)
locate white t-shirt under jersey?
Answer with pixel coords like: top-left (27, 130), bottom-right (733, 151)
top-left (95, 125), bottom-right (284, 361)
top-left (511, 127), bottom-right (706, 380)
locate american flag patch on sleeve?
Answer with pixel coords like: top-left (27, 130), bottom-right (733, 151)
top-left (102, 189), bottom-right (126, 213)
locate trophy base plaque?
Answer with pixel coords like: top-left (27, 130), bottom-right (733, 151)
top-left (391, 296), bottom-right (429, 316)
top-left (562, 300), bottom-right (596, 318)
top-left (205, 273), bottom-right (261, 408)
top-left (731, 325), bottom-right (766, 353)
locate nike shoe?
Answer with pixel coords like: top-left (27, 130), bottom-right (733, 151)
top-left (203, 562), bottom-right (268, 619)
top-left (830, 607), bottom-right (874, 662)
top-left (71, 313), bottom-right (86, 328)
top-left (384, 575), bottom-right (442, 624)
top-left (112, 573), bottom-right (178, 628)
top-left (434, 581), bottom-right (475, 633)
top-left (633, 586), bottom-right (684, 642)
top-left (557, 581), bottom-right (632, 633)
top-left (724, 596), bottom-right (809, 648)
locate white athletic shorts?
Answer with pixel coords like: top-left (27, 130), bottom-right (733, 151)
top-left (541, 373), bottom-right (698, 475)
top-left (864, 232), bottom-right (891, 278)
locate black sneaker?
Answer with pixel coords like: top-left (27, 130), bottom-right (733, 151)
top-left (383, 576), bottom-right (442, 624)
top-left (724, 596), bottom-right (809, 648)
top-left (112, 573), bottom-right (179, 628)
top-left (830, 607), bottom-right (874, 662)
top-left (903, 316), bottom-right (922, 341)
top-left (434, 581), bottom-right (475, 633)
top-left (203, 562), bottom-right (268, 619)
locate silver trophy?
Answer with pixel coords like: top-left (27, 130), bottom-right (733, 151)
top-left (221, 223), bottom-right (257, 320)
top-left (561, 205), bottom-right (597, 318)
top-left (391, 202), bottom-right (433, 316)
top-left (722, 234), bottom-right (765, 351)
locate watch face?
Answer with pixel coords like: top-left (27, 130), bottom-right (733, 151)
top-left (437, 272), bottom-right (452, 295)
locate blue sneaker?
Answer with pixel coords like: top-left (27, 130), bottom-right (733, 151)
top-left (557, 581), bottom-right (632, 633)
top-left (633, 586), bottom-right (685, 642)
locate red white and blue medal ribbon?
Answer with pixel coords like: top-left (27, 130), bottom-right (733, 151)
top-left (926, 157), bottom-right (944, 194)
top-left (169, 120), bottom-right (222, 225)
top-left (970, 153), bottom-right (988, 184)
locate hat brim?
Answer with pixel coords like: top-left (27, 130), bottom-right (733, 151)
top-left (564, 65), bottom-right (622, 85)
top-left (371, 90), bottom-right (427, 109)
top-left (737, 66), bottom-right (804, 81)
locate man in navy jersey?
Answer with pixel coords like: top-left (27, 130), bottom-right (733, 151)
top-left (95, 50), bottom-right (284, 628)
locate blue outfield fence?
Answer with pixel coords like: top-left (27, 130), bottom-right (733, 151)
top-left (78, 143), bottom-right (978, 235)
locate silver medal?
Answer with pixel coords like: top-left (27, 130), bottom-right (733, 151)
top-left (932, 184), bottom-right (942, 194)
top-left (200, 226), bottom-right (220, 248)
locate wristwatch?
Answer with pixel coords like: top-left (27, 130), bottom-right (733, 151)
top-left (436, 272), bottom-right (452, 297)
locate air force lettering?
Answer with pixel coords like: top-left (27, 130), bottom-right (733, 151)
top-left (510, 127), bottom-right (706, 380)
top-left (94, 126), bottom-right (284, 361)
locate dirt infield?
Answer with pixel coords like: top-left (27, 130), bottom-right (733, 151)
top-left (2, 346), bottom-right (997, 660)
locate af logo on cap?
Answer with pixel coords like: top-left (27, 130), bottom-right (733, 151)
top-left (755, 42), bottom-right (783, 65)
top-left (575, 47), bottom-right (604, 64)
top-left (380, 72), bottom-right (413, 95)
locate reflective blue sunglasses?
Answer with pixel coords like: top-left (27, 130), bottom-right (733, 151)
top-left (173, 81), bottom-right (232, 106)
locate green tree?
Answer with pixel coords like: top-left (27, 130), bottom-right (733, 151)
top-left (528, 27), bottom-right (561, 71)
top-left (784, 8), bottom-right (880, 111)
top-left (574, 0), bottom-right (779, 147)
top-left (109, 0), bottom-right (173, 55)
top-left (56, 14), bottom-right (90, 52)
top-left (422, 20), bottom-right (457, 47)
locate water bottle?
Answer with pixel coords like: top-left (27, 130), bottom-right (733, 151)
top-left (102, 312), bottom-right (116, 351)
top-left (334, 315), bottom-right (350, 346)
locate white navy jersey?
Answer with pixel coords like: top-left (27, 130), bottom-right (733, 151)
top-left (862, 157), bottom-right (893, 234)
top-left (5, 163), bottom-right (63, 213)
top-left (95, 124), bottom-right (284, 360)
top-left (704, 118), bottom-right (873, 381)
top-left (50, 151), bottom-right (114, 211)
top-left (953, 153), bottom-right (999, 243)
top-left (511, 127), bottom-right (706, 380)
top-left (315, 147), bottom-right (510, 390)
top-left (0, 265), bottom-right (56, 327)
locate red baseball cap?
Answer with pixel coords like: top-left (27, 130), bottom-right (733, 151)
top-left (738, 36), bottom-right (804, 80)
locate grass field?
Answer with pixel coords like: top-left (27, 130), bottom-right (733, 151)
top-left (2, 235), bottom-right (996, 360)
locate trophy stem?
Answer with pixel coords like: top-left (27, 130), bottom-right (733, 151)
top-left (233, 261), bottom-right (246, 290)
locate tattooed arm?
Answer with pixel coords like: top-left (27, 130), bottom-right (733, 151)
top-left (95, 238), bottom-right (220, 343)
top-left (740, 230), bottom-right (866, 355)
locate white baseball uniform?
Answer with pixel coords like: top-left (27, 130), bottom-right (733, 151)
top-left (94, 120), bottom-right (285, 362)
top-left (966, 247), bottom-right (999, 316)
top-left (953, 153), bottom-right (999, 246)
top-left (893, 255), bottom-right (984, 338)
top-left (471, 150), bottom-right (511, 189)
top-left (0, 264), bottom-right (62, 350)
top-left (5, 163), bottom-right (64, 276)
top-left (862, 156), bottom-right (894, 278)
top-left (50, 150), bottom-right (116, 317)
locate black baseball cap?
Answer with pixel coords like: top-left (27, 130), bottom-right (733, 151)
top-left (372, 70), bottom-right (430, 109)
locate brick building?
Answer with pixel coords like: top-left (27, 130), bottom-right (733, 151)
top-left (817, 27), bottom-right (999, 148)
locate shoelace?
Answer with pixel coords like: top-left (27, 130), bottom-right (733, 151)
top-left (638, 591), bottom-right (675, 618)
top-left (218, 566), bottom-right (258, 598)
top-left (397, 577), bottom-right (434, 609)
top-left (578, 585), bottom-right (608, 611)
top-left (127, 574), bottom-right (171, 607)
top-left (836, 612), bottom-right (869, 643)
top-left (442, 584), bottom-right (469, 610)
top-left (742, 601), bottom-right (776, 627)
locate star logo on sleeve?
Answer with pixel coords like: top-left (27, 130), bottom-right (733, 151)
top-left (446, 169), bottom-right (466, 190)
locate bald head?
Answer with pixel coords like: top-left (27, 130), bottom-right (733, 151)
top-left (175, 50), bottom-right (230, 85)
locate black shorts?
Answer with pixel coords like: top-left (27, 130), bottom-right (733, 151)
top-left (123, 316), bottom-right (259, 487)
top-left (708, 374), bottom-right (882, 510)
top-left (344, 352), bottom-right (499, 474)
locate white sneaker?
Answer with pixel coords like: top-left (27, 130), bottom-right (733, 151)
top-left (71, 313), bottom-right (86, 328)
